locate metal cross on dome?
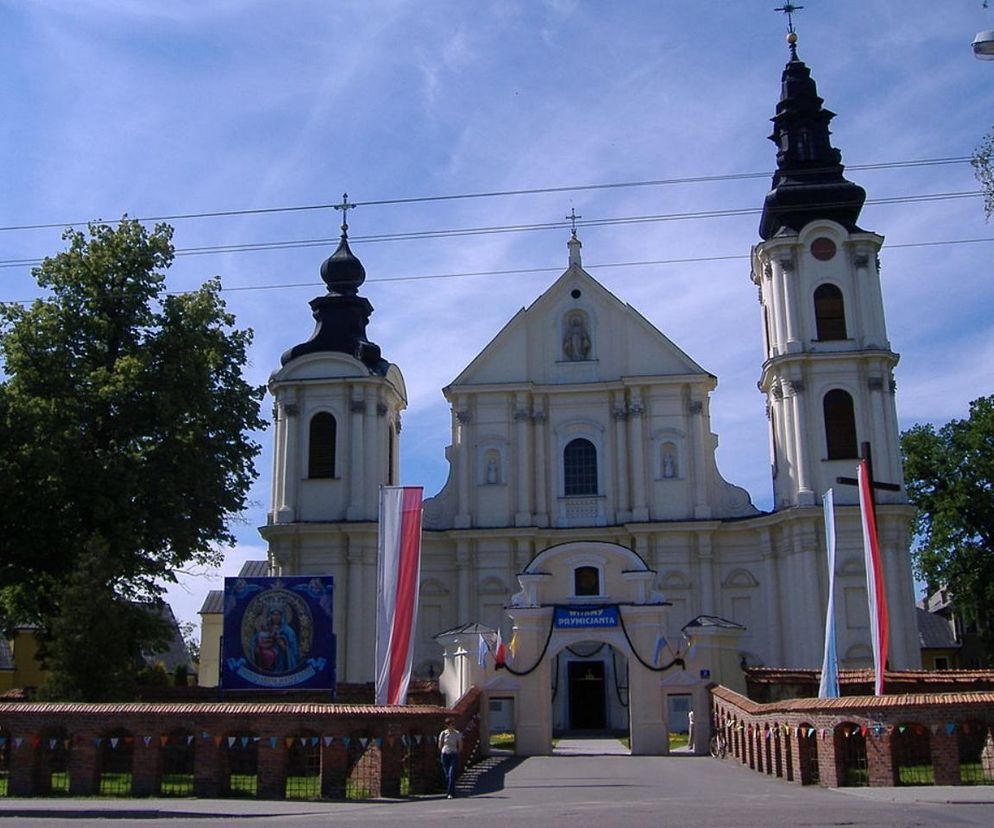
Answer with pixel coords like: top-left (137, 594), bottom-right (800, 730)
top-left (775, 3), bottom-right (804, 34)
top-left (333, 192), bottom-right (356, 233)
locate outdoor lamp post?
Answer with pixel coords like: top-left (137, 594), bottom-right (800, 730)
top-left (973, 29), bottom-right (994, 59)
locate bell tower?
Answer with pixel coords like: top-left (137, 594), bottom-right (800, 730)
top-left (751, 34), bottom-right (903, 511)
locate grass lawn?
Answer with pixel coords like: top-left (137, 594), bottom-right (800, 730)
top-left (228, 774), bottom-right (257, 796)
top-left (897, 764), bottom-right (934, 786)
top-left (285, 775), bottom-right (321, 799)
top-left (160, 773), bottom-right (194, 796)
top-left (960, 762), bottom-right (994, 785)
top-left (490, 732), bottom-right (515, 751)
top-left (98, 772), bottom-right (133, 796)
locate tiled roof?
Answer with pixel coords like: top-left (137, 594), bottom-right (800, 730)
top-left (916, 606), bottom-right (959, 649)
top-left (0, 637), bottom-right (13, 671)
top-left (0, 701), bottom-right (450, 716)
top-left (713, 684), bottom-right (994, 713)
top-left (199, 590), bottom-right (224, 614)
top-left (239, 560), bottom-right (270, 577)
top-left (745, 667), bottom-right (994, 685)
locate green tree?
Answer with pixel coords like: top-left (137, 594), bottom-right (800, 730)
top-left (901, 395), bottom-right (994, 658)
top-left (972, 127), bottom-right (994, 219)
top-left (0, 219), bottom-right (265, 700)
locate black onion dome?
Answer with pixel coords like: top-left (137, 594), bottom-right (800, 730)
top-left (759, 43), bottom-right (866, 240)
top-left (320, 232), bottom-right (366, 295)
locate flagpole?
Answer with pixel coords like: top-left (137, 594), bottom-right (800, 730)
top-left (819, 489), bottom-right (840, 699)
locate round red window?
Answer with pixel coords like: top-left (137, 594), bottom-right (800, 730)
top-left (811, 237), bottom-right (836, 261)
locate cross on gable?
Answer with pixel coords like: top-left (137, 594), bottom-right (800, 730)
top-left (566, 207), bottom-right (582, 236)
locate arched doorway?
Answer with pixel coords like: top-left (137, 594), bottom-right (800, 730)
top-left (552, 640), bottom-right (629, 735)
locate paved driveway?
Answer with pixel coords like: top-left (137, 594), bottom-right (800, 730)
top-left (1, 744), bottom-right (992, 827)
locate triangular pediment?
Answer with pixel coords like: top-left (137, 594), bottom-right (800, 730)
top-left (449, 263), bottom-right (711, 389)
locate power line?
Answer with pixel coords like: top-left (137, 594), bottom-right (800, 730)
top-left (0, 189), bottom-right (983, 272)
top-left (0, 156), bottom-right (971, 234)
top-left (3, 236), bottom-right (992, 306)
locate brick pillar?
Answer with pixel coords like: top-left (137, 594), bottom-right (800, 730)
top-left (931, 729), bottom-right (961, 786)
top-left (132, 737), bottom-right (161, 797)
top-left (817, 729), bottom-right (840, 788)
top-left (8, 739), bottom-right (37, 796)
top-left (193, 739), bottom-right (220, 798)
top-left (258, 737), bottom-right (286, 799)
top-left (321, 739), bottom-right (348, 799)
top-left (380, 727), bottom-right (404, 798)
top-left (866, 730), bottom-right (896, 787)
top-left (68, 736), bottom-right (97, 796)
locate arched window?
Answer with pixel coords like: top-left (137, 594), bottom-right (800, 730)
top-left (574, 566), bottom-right (600, 596)
top-left (564, 438), bottom-right (598, 496)
top-left (814, 284), bottom-right (847, 341)
top-left (823, 390), bottom-right (857, 459)
top-left (308, 412), bottom-right (336, 478)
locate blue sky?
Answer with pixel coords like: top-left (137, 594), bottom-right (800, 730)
top-left (3, 1), bottom-right (994, 630)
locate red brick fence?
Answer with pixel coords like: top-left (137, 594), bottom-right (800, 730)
top-left (711, 685), bottom-right (994, 787)
top-left (0, 689), bottom-right (481, 799)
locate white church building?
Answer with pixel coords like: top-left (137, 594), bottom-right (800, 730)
top-left (201, 40), bottom-right (921, 754)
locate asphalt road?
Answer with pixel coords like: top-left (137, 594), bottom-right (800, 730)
top-left (1, 748), bottom-right (992, 827)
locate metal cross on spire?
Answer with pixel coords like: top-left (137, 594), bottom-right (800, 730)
top-left (333, 192), bottom-right (356, 235)
top-left (566, 207), bottom-right (582, 237)
top-left (774, 3), bottom-right (804, 34)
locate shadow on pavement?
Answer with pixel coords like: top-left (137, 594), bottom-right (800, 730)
top-left (456, 753), bottom-right (527, 796)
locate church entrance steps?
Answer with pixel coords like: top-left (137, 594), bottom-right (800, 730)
top-left (552, 736), bottom-right (630, 756)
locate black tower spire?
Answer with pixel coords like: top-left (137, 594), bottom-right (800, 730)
top-left (758, 31), bottom-right (866, 240)
top-left (281, 194), bottom-right (388, 374)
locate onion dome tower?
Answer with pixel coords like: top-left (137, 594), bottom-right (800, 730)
top-left (281, 199), bottom-right (388, 375)
top-left (759, 30), bottom-right (866, 241)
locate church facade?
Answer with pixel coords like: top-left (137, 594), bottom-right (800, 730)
top-left (204, 40), bottom-right (921, 752)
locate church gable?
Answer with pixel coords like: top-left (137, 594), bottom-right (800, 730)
top-left (449, 263), bottom-right (710, 389)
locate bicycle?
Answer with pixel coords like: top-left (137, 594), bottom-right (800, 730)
top-left (709, 729), bottom-right (728, 759)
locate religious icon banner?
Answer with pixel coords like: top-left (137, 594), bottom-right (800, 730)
top-left (221, 576), bottom-right (336, 690)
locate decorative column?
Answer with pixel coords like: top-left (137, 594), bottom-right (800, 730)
top-left (697, 533), bottom-right (715, 615)
top-left (612, 391), bottom-right (630, 522)
top-left (346, 544), bottom-right (364, 680)
top-left (690, 399), bottom-right (711, 519)
top-left (277, 396), bottom-right (300, 523)
top-left (455, 402), bottom-right (471, 528)
top-left (514, 392), bottom-right (531, 526)
top-left (533, 404), bottom-right (549, 526)
top-left (456, 541), bottom-right (472, 625)
top-left (347, 387), bottom-right (366, 521)
top-left (765, 260), bottom-right (786, 356)
top-left (787, 379), bottom-right (814, 505)
top-left (629, 389), bottom-right (648, 522)
top-left (777, 252), bottom-right (802, 353)
top-left (760, 528), bottom-right (784, 665)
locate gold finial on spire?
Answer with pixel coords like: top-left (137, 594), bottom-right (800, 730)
top-left (774, 3), bottom-right (803, 56)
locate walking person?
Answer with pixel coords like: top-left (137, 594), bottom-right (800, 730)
top-left (437, 717), bottom-right (463, 798)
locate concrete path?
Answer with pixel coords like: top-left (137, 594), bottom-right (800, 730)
top-left (1, 753), bottom-right (993, 827)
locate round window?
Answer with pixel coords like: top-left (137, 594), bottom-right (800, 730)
top-left (810, 237), bottom-right (837, 261)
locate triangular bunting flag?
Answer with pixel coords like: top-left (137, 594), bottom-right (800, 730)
top-left (0, 737), bottom-right (6, 747)
top-left (213, 735), bottom-right (223, 747)
top-left (270, 737), bottom-right (278, 749)
top-left (240, 736), bottom-right (249, 748)
top-left (375, 737), bottom-right (383, 747)
top-left (253, 736), bottom-right (261, 743)
top-left (359, 737), bottom-right (369, 749)
top-left (414, 734), bottom-right (422, 744)
top-left (946, 723), bottom-right (956, 735)
top-left (14, 737), bottom-right (23, 749)
top-left (323, 736), bottom-right (333, 747)
top-left (95, 738), bottom-right (103, 747)
top-left (342, 737), bottom-right (351, 747)
top-left (187, 735), bottom-right (195, 745)
top-left (143, 736), bottom-right (152, 747)
top-left (898, 725), bottom-right (906, 734)
top-left (310, 736), bottom-right (319, 747)
top-left (299, 737), bottom-right (307, 747)
top-left (285, 737), bottom-right (294, 749)
top-left (49, 739), bottom-right (57, 750)
top-left (227, 737), bottom-right (236, 748)
top-left (160, 735), bottom-right (169, 747)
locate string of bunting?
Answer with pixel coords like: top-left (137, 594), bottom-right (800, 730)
top-left (0, 731), bottom-right (432, 750)
top-left (714, 718), bottom-right (992, 741)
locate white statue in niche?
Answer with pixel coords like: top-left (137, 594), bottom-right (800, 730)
top-left (661, 443), bottom-right (678, 478)
top-left (562, 313), bottom-right (591, 361)
top-left (485, 451), bottom-right (500, 484)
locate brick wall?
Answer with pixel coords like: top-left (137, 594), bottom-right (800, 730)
top-left (711, 685), bottom-right (994, 788)
top-left (0, 688), bottom-right (480, 799)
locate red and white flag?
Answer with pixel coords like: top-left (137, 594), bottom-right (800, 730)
top-left (375, 486), bottom-right (424, 706)
top-left (858, 460), bottom-right (889, 695)
top-left (494, 629), bottom-right (507, 667)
